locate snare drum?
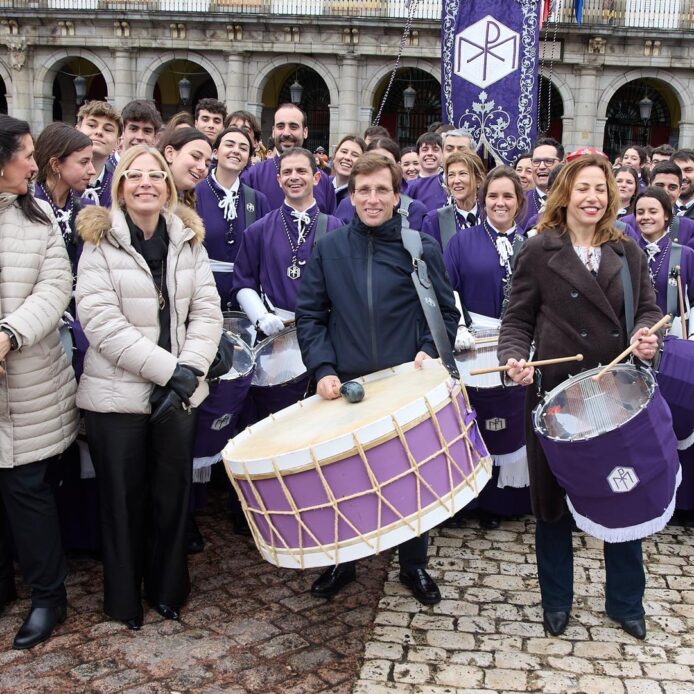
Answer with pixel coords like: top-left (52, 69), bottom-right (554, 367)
top-left (656, 334), bottom-right (694, 449)
top-left (456, 329), bottom-right (526, 464)
top-left (223, 361), bottom-right (492, 568)
top-left (533, 363), bottom-right (681, 542)
top-left (193, 334), bottom-right (255, 465)
top-left (223, 310), bottom-right (257, 348)
top-left (249, 326), bottom-right (309, 420)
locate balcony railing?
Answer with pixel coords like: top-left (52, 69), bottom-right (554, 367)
top-left (0, 0), bottom-right (691, 29)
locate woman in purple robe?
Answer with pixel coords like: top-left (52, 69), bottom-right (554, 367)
top-left (444, 167), bottom-right (532, 528)
top-left (330, 135), bottom-right (365, 206)
top-left (195, 127), bottom-right (270, 310)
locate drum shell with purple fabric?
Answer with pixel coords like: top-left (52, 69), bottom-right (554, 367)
top-left (250, 327), bottom-right (308, 420)
top-left (455, 330), bottom-right (526, 456)
top-left (656, 335), bottom-right (694, 446)
top-left (193, 335), bottom-right (255, 459)
top-left (223, 362), bottom-right (492, 568)
top-left (533, 364), bottom-right (680, 542)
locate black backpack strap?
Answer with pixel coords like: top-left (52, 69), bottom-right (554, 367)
top-left (669, 214), bottom-right (681, 243)
top-left (398, 194), bottom-right (413, 229)
top-left (666, 243), bottom-right (684, 317)
top-left (620, 244), bottom-right (635, 339)
top-left (510, 232), bottom-right (524, 271)
top-left (437, 205), bottom-right (457, 251)
top-left (242, 185), bottom-right (257, 226)
top-left (313, 213), bottom-right (329, 247)
top-left (400, 227), bottom-right (459, 379)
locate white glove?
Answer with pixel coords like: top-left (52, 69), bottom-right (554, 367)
top-left (237, 287), bottom-right (284, 335)
top-left (455, 325), bottom-right (476, 351)
top-left (257, 313), bottom-right (285, 336)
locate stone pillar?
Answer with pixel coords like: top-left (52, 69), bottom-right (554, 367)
top-left (112, 49), bottom-right (134, 109)
top-left (328, 104), bottom-right (339, 150)
top-left (572, 65), bottom-right (602, 149)
top-left (678, 121), bottom-right (694, 149)
top-left (33, 96), bottom-right (55, 132)
top-left (337, 55), bottom-right (358, 139)
top-left (225, 52), bottom-right (246, 115)
top-left (358, 106), bottom-right (373, 137)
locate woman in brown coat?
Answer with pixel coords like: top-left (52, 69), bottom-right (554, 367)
top-left (498, 153), bottom-right (662, 640)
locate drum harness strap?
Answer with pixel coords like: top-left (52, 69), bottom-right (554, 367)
top-left (438, 205), bottom-right (457, 252)
top-left (669, 214), bottom-right (681, 243)
top-left (666, 243), bottom-right (684, 318)
top-left (242, 185), bottom-right (257, 226)
top-left (620, 245), bottom-right (635, 339)
top-left (401, 227), bottom-right (461, 380)
top-left (397, 194), bottom-right (413, 229)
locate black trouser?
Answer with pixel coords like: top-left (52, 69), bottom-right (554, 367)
top-left (85, 408), bottom-right (197, 621)
top-left (536, 514), bottom-right (645, 620)
top-left (341, 532), bottom-right (430, 575)
top-left (0, 459), bottom-right (67, 607)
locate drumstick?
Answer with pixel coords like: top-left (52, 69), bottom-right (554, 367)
top-left (468, 354), bottom-right (583, 376)
top-left (675, 265), bottom-right (687, 338)
top-left (592, 313), bottom-right (671, 381)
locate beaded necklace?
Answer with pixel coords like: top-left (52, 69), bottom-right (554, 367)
top-left (279, 207), bottom-right (318, 280)
top-left (37, 183), bottom-right (74, 245)
top-left (206, 176), bottom-right (240, 246)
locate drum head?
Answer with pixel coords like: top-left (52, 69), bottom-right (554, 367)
top-left (223, 311), bottom-right (256, 348)
top-left (534, 364), bottom-right (655, 441)
top-left (220, 333), bottom-right (255, 380)
top-left (455, 328), bottom-right (507, 389)
top-left (252, 327), bottom-right (306, 387)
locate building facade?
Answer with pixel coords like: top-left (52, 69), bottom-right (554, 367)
top-left (1, 0), bottom-right (693, 156)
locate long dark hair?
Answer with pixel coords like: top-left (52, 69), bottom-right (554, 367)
top-left (34, 122), bottom-right (92, 186)
top-left (158, 126), bottom-right (209, 208)
top-left (0, 115), bottom-right (50, 225)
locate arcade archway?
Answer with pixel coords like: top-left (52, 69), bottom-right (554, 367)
top-left (153, 59), bottom-right (217, 121)
top-left (52, 58), bottom-right (107, 123)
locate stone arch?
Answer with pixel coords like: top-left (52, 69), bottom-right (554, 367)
top-left (362, 59), bottom-right (440, 114)
top-left (138, 51), bottom-right (226, 104)
top-left (597, 68), bottom-right (691, 125)
top-left (33, 48), bottom-right (115, 103)
top-left (251, 55), bottom-right (339, 109)
top-left (539, 68), bottom-right (574, 122)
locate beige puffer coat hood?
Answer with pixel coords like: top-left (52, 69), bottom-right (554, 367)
top-left (75, 204), bottom-right (223, 414)
top-left (0, 196), bottom-right (78, 468)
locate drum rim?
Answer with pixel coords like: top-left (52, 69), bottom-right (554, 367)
top-left (251, 325), bottom-right (305, 387)
top-left (253, 325), bottom-right (298, 354)
top-left (224, 360), bottom-right (456, 472)
top-left (219, 331), bottom-right (255, 380)
top-left (533, 362), bottom-right (656, 442)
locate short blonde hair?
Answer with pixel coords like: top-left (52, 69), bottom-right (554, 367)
top-left (444, 151), bottom-right (486, 192)
top-left (112, 145), bottom-right (178, 214)
top-left (537, 154), bottom-right (624, 245)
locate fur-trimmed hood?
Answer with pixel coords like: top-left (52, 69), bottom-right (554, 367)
top-left (76, 204), bottom-right (205, 247)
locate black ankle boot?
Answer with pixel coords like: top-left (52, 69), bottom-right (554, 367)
top-left (13, 605), bottom-right (67, 650)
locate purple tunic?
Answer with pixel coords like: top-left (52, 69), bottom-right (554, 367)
top-left (622, 213), bottom-right (694, 251)
top-left (444, 223), bottom-right (520, 318)
top-left (334, 193), bottom-right (427, 231)
top-left (83, 159), bottom-right (116, 208)
top-left (407, 174), bottom-right (448, 213)
top-left (241, 158), bottom-right (336, 215)
top-left (195, 176), bottom-right (270, 306)
top-left (518, 189), bottom-right (545, 230)
top-left (232, 203), bottom-right (343, 312)
top-left (635, 234), bottom-right (694, 316)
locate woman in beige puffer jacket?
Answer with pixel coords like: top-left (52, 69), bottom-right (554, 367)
top-left (0, 114), bottom-right (77, 651)
top-left (75, 145), bottom-right (222, 630)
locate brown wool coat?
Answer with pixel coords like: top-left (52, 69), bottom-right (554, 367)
top-left (497, 229), bottom-right (663, 522)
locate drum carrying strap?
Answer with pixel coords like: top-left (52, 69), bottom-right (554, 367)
top-left (437, 205), bottom-right (457, 251)
top-left (401, 227), bottom-right (460, 379)
top-left (666, 243), bottom-right (684, 317)
top-left (313, 213), bottom-right (329, 246)
top-left (397, 194), bottom-right (413, 229)
top-left (242, 185), bottom-right (257, 226)
top-left (669, 214), bottom-right (681, 243)
top-left (620, 248), bottom-right (635, 338)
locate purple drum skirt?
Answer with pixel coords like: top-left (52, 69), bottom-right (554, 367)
top-left (538, 390), bottom-right (680, 542)
top-left (657, 335), bottom-right (694, 446)
top-left (676, 445), bottom-right (694, 510)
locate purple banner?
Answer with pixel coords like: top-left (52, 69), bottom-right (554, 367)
top-left (442, 0), bottom-right (542, 166)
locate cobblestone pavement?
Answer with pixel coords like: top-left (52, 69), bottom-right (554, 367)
top-left (0, 487), bottom-right (391, 693)
top-left (354, 518), bottom-right (694, 694)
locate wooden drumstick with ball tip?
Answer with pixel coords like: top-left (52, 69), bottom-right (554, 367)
top-left (675, 265), bottom-right (687, 338)
top-left (469, 354), bottom-right (584, 376)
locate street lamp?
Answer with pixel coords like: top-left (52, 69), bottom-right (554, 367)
top-left (178, 77), bottom-right (192, 106)
top-left (290, 78), bottom-right (303, 105)
top-left (403, 84), bottom-right (416, 111)
top-left (73, 75), bottom-right (87, 105)
top-left (639, 92), bottom-right (653, 124)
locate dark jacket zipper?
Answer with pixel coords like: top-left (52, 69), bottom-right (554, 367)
top-left (367, 235), bottom-right (378, 371)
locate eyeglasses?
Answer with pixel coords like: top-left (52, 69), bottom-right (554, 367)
top-left (123, 169), bottom-right (168, 182)
top-left (353, 186), bottom-right (394, 198)
top-left (531, 158), bottom-right (559, 168)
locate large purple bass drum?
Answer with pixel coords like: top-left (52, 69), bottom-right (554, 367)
top-left (533, 364), bottom-right (680, 542)
top-left (657, 334), bottom-right (694, 450)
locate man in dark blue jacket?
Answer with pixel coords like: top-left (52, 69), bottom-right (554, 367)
top-left (296, 153), bottom-right (459, 604)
